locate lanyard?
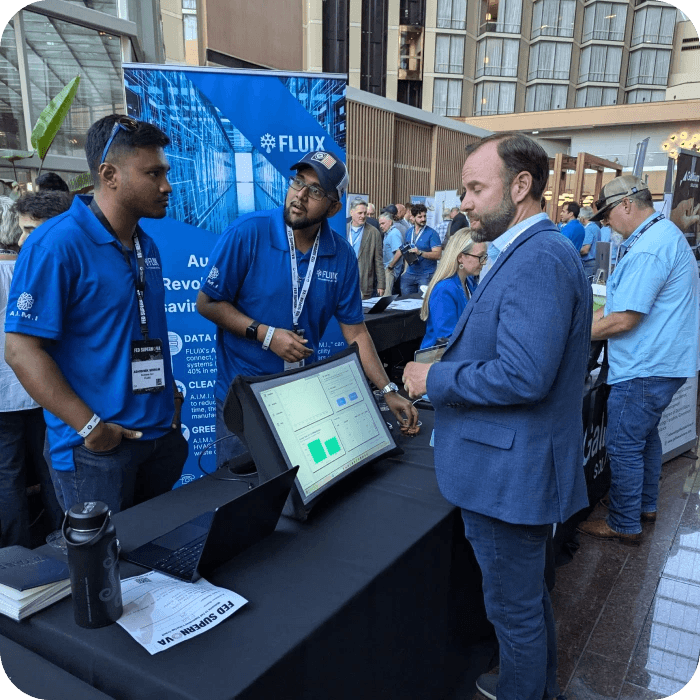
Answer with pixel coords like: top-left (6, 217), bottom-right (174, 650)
top-left (286, 225), bottom-right (320, 330)
top-left (90, 199), bottom-right (150, 340)
top-left (348, 225), bottom-right (363, 247)
top-left (617, 214), bottom-right (663, 262)
top-left (411, 225), bottom-right (426, 248)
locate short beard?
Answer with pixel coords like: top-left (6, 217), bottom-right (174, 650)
top-left (470, 190), bottom-right (517, 243)
top-left (284, 203), bottom-right (329, 230)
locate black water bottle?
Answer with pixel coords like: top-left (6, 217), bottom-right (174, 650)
top-left (63, 501), bottom-right (123, 628)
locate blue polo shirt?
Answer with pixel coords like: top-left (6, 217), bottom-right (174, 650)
top-left (560, 219), bottom-right (585, 251)
top-left (403, 225), bottom-right (442, 277)
top-left (581, 222), bottom-right (600, 263)
top-left (201, 206), bottom-right (364, 402)
top-left (4, 195), bottom-right (175, 471)
top-left (383, 225), bottom-right (404, 268)
top-left (605, 214), bottom-right (699, 384)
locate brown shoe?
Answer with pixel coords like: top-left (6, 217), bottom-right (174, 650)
top-left (577, 519), bottom-right (641, 546)
top-left (600, 497), bottom-right (656, 524)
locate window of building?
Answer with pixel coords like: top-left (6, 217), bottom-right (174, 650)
top-left (627, 47), bottom-right (672, 86)
top-left (631, 6), bottom-right (677, 46)
top-left (578, 45), bottom-right (622, 83)
top-left (435, 34), bottom-right (465, 73)
top-left (182, 0), bottom-right (197, 8)
top-left (525, 83), bottom-right (568, 111)
top-left (0, 20), bottom-right (26, 151)
top-left (184, 15), bottom-right (197, 41)
top-left (479, 0), bottom-right (523, 35)
top-left (582, 2), bottom-right (627, 42)
top-left (527, 41), bottom-right (571, 81)
top-left (531, 0), bottom-right (575, 39)
top-left (575, 86), bottom-right (618, 107)
top-left (433, 78), bottom-right (463, 116)
top-left (473, 81), bottom-right (516, 115)
top-left (437, 0), bottom-right (468, 30)
top-left (22, 11), bottom-right (125, 159)
top-left (625, 88), bottom-right (666, 103)
top-left (476, 37), bottom-right (519, 77)
top-left (62, 0), bottom-right (119, 17)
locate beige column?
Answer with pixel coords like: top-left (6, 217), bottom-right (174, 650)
top-left (303, 0), bottom-right (324, 72)
top-left (349, 0), bottom-right (362, 88)
top-left (386, 0), bottom-right (400, 100)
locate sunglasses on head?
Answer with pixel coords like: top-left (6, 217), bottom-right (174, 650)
top-left (100, 116), bottom-right (138, 166)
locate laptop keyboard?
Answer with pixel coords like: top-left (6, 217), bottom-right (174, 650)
top-left (154, 535), bottom-right (207, 577)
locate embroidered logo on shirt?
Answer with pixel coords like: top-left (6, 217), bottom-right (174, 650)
top-left (145, 257), bottom-right (160, 270)
top-left (316, 270), bottom-right (338, 282)
top-left (207, 266), bottom-right (219, 281)
top-left (16, 292), bottom-right (34, 311)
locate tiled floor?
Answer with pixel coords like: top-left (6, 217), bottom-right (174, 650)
top-left (465, 434), bottom-right (700, 699)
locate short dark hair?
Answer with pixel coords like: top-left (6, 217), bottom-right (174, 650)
top-left (13, 190), bottom-right (73, 221)
top-left (464, 132), bottom-right (549, 202)
top-left (85, 114), bottom-right (170, 184)
top-left (404, 202), bottom-right (413, 212)
top-left (565, 202), bottom-right (580, 218)
top-left (35, 172), bottom-right (69, 193)
top-left (410, 203), bottom-right (427, 217)
top-left (629, 188), bottom-right (654, 209)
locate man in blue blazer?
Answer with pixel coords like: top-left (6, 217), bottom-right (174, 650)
top-left (403, 133), bottom-right (591, 700)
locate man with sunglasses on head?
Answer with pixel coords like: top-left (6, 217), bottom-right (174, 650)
top-left (196, 151), bottom-right (418, 468)
top-left (5, 115), bottom-right (187, 515)
top-left (578, 174), bottom-right (699, 546)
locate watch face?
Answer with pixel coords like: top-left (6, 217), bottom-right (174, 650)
top-left (384, 383), bottom-right (399, 394)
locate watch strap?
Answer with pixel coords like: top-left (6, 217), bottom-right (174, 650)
top-left (246, 320), bottom-right (261, 341)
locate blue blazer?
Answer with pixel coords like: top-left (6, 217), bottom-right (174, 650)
top-left (421, 275), bottom-right (476, 349)
top-left (426, 218), bottom-right (592, 525)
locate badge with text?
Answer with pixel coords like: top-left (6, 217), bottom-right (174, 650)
top-left (131, 339), bottom-right (166, 393)
top-left (284, 328), bottom-right (308, 372)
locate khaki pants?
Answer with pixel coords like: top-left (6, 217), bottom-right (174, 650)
top-left (384, 268), bottom-right (396, 296)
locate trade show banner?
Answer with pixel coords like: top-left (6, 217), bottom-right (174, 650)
top-left (659, 374), bottom-right (698, 460)
top-left (670, 149), bottom-right (700, 255)
top-left (123, 65), bottom-right (347, 485)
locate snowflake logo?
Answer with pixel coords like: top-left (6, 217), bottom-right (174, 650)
top-left (17, 292), bottom-right (34, 311)
top-left (207, 266), bottom-right (219, 280)
top-left (260, 133), bottom-right (276, 154)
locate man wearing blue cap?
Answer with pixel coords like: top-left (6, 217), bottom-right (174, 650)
top-left (197, 152), bottom-right (418, 467)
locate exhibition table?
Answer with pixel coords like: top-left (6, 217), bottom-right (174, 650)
top-left (0, 412), bottom-right (492, 700)
top-left (363, 302), bottom-right (426, 354)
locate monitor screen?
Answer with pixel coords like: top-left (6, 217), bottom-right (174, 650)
top-left (249, 351), bottom-right (395, 506)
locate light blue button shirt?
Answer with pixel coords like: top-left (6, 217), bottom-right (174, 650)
top-left (605, 214), bottom-right (699, 384)
top-left (348, 226), bottom-right (364, 257)
top-left (482, 212), bottom-right (549, 279)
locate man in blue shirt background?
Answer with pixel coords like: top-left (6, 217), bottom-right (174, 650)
top-left (578, 205), bottom-right (601, 279)
top-left (580, 174), bottom-right (699, 546)
top-left (401, 203), bottom-right (442, 295)
top-left (5, 115), bottom-right (187, 514)
top-left (197, 151), bottom-right (418, 468)
top-left (559, 202), bottom-right (585, 252)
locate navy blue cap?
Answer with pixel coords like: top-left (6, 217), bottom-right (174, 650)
top-left (290, 151), bottom-right (348, 201)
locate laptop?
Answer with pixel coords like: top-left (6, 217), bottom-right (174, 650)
top-left (365, 294), bottom-right (398, 314)
top-left (121, 467), bottom-right (299, 582)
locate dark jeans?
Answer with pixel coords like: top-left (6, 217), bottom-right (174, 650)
top-left (400, 271), bottom-right (433, 296)
top-left (48, 428), bottom-right (188, 515)
top-left (0, 407), bottom-right (63, 548)
top-left (215, 398), bottom-right (249, 469)
top-left (461, 509), bottom-right (560, 700)
top-left (606, 376), bottom-right (686, 534)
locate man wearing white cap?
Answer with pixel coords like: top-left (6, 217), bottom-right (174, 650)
top-left (578, 174), bottom-right (699, 545)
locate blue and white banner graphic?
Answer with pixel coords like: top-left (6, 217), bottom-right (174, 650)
top-left (123, 65), bottom-right (347, 485)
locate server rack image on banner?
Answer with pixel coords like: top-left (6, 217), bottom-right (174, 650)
top-left (122, 64), bottom-right (347, 485)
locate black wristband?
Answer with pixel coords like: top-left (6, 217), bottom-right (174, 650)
top-left (245, 321), bottom-right (261, 341)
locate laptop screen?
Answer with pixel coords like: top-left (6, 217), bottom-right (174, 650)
top-left (249, 352), bottom-right (394, 505)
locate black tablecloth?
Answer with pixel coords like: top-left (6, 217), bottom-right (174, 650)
top-left (0, 412), bottom-right (491, 700)
top-left (364, 304), bottom-right (425, 354)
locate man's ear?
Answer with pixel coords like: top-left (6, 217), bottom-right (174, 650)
top-left (327, 199), bottom-right (343, 218)
top-left (511, 171), bottom-right (533, 205)
top-left (98, 162), bottom-right (119, 190)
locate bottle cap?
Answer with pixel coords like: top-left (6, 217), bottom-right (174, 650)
top-left (67, 501), bottom-right (109, 531)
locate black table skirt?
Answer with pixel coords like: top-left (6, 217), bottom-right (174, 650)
top-left (0, 411), bottom-right (491, 700)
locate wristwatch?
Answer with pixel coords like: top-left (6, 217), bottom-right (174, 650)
top-left (245, 320), bottom-right (261, 341)
top-left (381, 382), bottom-right (400, 395)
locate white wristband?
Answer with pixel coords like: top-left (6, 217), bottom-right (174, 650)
top-left (262, 326), bottom-right (275, 351)
top-left (78, 414), bottom-right (101, 438)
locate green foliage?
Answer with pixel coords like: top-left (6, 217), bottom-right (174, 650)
top-left (30, 75), bottom-right (80, 160)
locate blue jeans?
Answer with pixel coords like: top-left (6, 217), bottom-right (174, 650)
top-left (401, 271), bottom-right (432, 296)
top-left (48, 428), bottom-right (188, 515)
top-left (215, 398), bottom-right (249, 469)
top-left (606, 377), bottom-right (686, 534)
top-left (0, 408), bottom-right (63, 547)
top-left (461, 510), bottom-right (560, 700)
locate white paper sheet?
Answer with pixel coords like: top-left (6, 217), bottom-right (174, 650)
top-left (117, 571), bottom-right (247, 655)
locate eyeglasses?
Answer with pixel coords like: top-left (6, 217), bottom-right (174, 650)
top-left (597, 197), bottom-right (626, 223)
top-left (463, 252), bottom-right (488, 264)
top-left (288, 176), bottom-right (335, 202)
top-left (100, 116), bottom-right (138, 165)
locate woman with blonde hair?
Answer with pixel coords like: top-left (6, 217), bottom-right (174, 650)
top-left (419, 228), bottom-right (487, 349)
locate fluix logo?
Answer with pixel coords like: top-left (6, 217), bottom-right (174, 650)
top-left (260, 133), bottom-right (326, 155)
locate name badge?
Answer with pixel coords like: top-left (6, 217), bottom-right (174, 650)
top-left (284, 359), bottom-right (305, 371)
top-left (131, 339), bottom-right (166, 393)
